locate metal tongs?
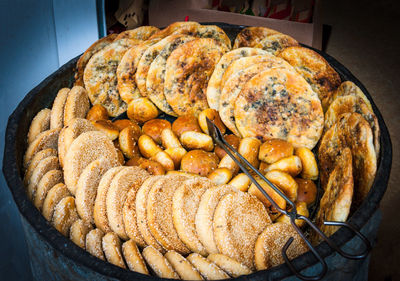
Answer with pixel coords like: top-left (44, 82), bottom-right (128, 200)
top-left (206, 118), bottom-right (372, 281)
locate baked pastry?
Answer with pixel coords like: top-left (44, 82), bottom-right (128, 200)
top-left (86, 228), bottom-right (105, 260)
top-left (180, 150), bottom-right (219, 177)
top-left (27, 109), bottom-right (51, 144)
top-left (122, 239), bottom-right (149, 274)
top-left (33, 169), bottom-right (63, 211)
top-left (50, 88), bottom-right (70, 129)
top-left (206, 47), bottom-right (268, 110)
top-left (164, 38), bottom-right (228, 116)
top-left (70, 219), bottom-right (93, 249)
top-left (142, 246), bottom-right (179, 279)
top-left (42, 183), bottom-right (71, 221)
top-left (84, 39), bottom-right (140, 116)
top-left (187, 253), bottom-right (229, 280)
top-left (173, 24), bottom-right (231, 49)
top-left (213, 191), bottom-right (271, 270)
top-left (63, 86), bottom-right (90, 126)
top-left (234, 68), bottom-right (324, 149)
top-left (102, 232), bottom-right (126, 268)
top-left (207, 253), bottom-right (252, 277)
top-left (52, 196), bottom-right (79, 237)
top-left (115, 26), bottom-right (159, 41)
top-left (142, 119), bottom-right (171, 144)
top-left (164, 250), bottom-right (203, 280)
top-left (171, 115), bottom-right (202, 137)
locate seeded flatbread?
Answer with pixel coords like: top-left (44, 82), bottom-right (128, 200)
top-left (146, 35), bottom-right (196, 116)
top-left (75, 33), bottom-right (117, 86)
top-left (318, 113), bottom-right (377, 204)
top-left (325, 95), bottom-right (380, 156)
top-left (254, 33), bottom-right (299, 55)
top-left (136, 35), bottom-right (184, 97)
top-left (164, 38), bottom-right (228, 117)
top-left (115, 26), bottom-right (159, 41)
top-left (117, 39), bottom-right (160, 104)
top-left (278, 46), bottom-right (341, 110)
top-left (173, 24), bottom-right (232, 49)
top-left (84, 38), bottom-right (140, 116)
top-left (27, 109), bottom-right (51, 144)
top-left (206, 47), bottom-right (269, 110)
top-left (149, 21), bottom-right (201, 40)
top-left (233, 26), bottom-right (280, 48)
top-left (313, 148), bottom-right (353, 243)
top-left (219, 58), bottom-right (294, 136)
top-left (234, 68), bottom-right (324, 149)
top-left (329, 81), bottom-right (373, 111)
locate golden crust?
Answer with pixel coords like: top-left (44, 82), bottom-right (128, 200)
top-left (278, 46), bottom-right (341, 110)
top-left (63, 86), bottom-right (90, 127)
top-left (213, 191), bottom-right (271, 270)
top-left (27, 108), bottom-right (51, 144)
top-left (325, 95), bottom-right (380, 156)
top-left (50, 88), bottom-right (70, 129)
top-left (254, 33), bottom-right (299, 55)
top-left (234, 68), bottom-right (324, 149)
top-left (75, 33), bottom-right (117, 86)
top-left (254, 222), bottom-right (308, 270)
top-left (115, 26), bottom-right (159, 41)
top-left (233, 26), bottom-right (279, 48)
top-left (146, 35), bottom-right (196, 116)
top-left (206, 47), bottom-right (268, 110)
top-left (173, 24), bottom-right (232, 49)
top-left (318, 113), bottom-right (376, 204)
top-left (180, 150), bottom-right (219, 177)
top-left (330, 81), bottom-right (373, 111)
top-left (84, 39), bottom-right (140, 116)
top-left (164, 38), bottom-right (228, 116)
top-left (117, 39), bottom-right (159, 104)
top-left (219, 58), bottom-right (294, 136)
top-left (313, 148), bottom-right (353, 243)
top-left (149, 21), bottom-right (201, 40)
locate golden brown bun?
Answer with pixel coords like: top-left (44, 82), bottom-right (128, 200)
top-left (92, 120), bottom-right (120, 140)
top-left (118, 126), bottom-right (141, 159)
top-left (180, 150), bottom-right (219, 177)
top-left (295, 178), bottom-right (317, 206)
top-left (172, 115), bottom-right (202, 138)
top-left (198, 108), bottom-right (226, 135)
top-left (214, 134), bottom-right (240, 160)
top-left (112, 119), bottom-right (141, 133)
top-left (127, 98), bottom-right (159, 124)
top-left (259, 139), bottom-right (294, 164)
top-left (86, 104), bottom-right (109, 121)
top-left (126, 157), bottom-right (166, 175)
top-left (142, 119), bottom-right (171, 144)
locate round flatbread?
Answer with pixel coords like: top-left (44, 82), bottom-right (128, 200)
top-left (63, 131), bottom-right (119, 195)
top-left (164, 251), bottom-right (203, 280)
top-left (147, 175), bottom-right (191, 254)
top-left (42, 183), bottom-right (70, 222)
top-left (254, 222), bottom-right (308, 270)
top-left (142, 246), bottom-right (179, 279)
top-left (122, 239), bottom-right (149, 274)
top-left (173, 24), bottom-right (232, 49)
top-left (27, 109), bottom-right (51, 144)
top-left (206, 47), bottom-right (269, 110)
top-left (172, 177), bottom-right (215, 255)
top-left (75, 33), bottom-right (118, 86)
top-left (115, 26), bottom-right (159, 41)
top-left (146, 35), bottom-right (196, 116)
top-left (70, 219), bottom-right (93, 249)
top-left (318, 113), bottom-right (376, 205)
top-left (207, 253), bottom-right (252, 277)
top-left (149, 21), bottom-right (201, 40)
top-left (75, 157), bottom-right (118, 225)
top-left (52, 196), bottom-right (79, 237)
top-left (136, 35), bottom-right (185, 97)
top-left (330, 81), bottom-right (373, 111)
top-left (325, 95), bottom-right (380, 155)
top-left (117, 39), bottom-right (160, 104)
top-left (86, 228), bottom-right (105, 260)
top-left (164, 38), bottom-right (228, 116)
top-left (195, 184), bottom-right (236, 255)
top-left (278, 46), bottom-right (341, 110)
top-left (50, 88), bottom-right (70, 129)
top-left (135, 176), bottom-right (166, 252)
top-left (107, 166), bottom-right (150, 240)
top-left (234, 68), bottom-right (324, 149)
top-left (102, 232), bottom-right (126, 268)
top-left (24, 148), bottom-right (57, 186)
top-left (58, 118), bottom-right (96, 168)
top-left (233, 26), bottom-right (280, 48)
top-left (254, 33), bottom-right (299, 55)
top-left (187, 253), bottom-right (229, 280)
top-left (84, 38), bottom-right (140, 116)
top-left (93, 166), bottom-right (125, 233)
top-left (219, 59), bottom-right (293, 136)
top-left (63, 86), bottom-right (90, 126)
top-left (313, 147), bottom-right (353, 243)
top-left (213, 191), bottom-right (271, 270)
top-left (34, 169), bottom-right (63, 211)
top-left (24, 128), bottom-right (60, 169)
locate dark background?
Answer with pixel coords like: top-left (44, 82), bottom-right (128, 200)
top-left (1, 0), bottom-right (399, 280)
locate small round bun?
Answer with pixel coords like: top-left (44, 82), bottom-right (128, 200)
top-left (180, 150), bottom-right (219, 177)
top-left (172, 115), bottom-right (202, 138)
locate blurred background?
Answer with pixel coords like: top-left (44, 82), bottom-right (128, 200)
top-left (0, 0), bottom-right (398, 280)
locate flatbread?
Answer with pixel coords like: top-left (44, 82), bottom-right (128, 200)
top-left (146, 35), bottom-right (196, 116)
top-left (115, 26), bottom-right (159, 41)
top-left (75, 33), bottom-right (117, 86)
top-left (254, 33), bottom-right (299, 55)
top-left (313, 147), bottom-right (354, 243)
top-left (149, 21), bottom-right (201, 40)
top-left (117, 39), bottom-right (159, 104)
top-left (84, 38), bottom-right (140, 116)
top-left (219, 59), bottom-right (293, 136)
top-left (234, 68), bottom-right (324, 149)
top-left (164, 38), bottom-right (228, 117)
top-left (27, 109), bottom-right (51, 144)
top-left (330, 80), bottom-right (373, 111)
top-left (206, 47), bottom-right (269, 110)
top-left (233, 26), bottom-right (279, 48)
top-left (318, 113), bottom-right (376, 204)
top-left (278, 46), bottom-right (341, 110)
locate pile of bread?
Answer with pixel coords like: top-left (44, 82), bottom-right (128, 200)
top-left (22, 22), bottom-right (379, 280)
